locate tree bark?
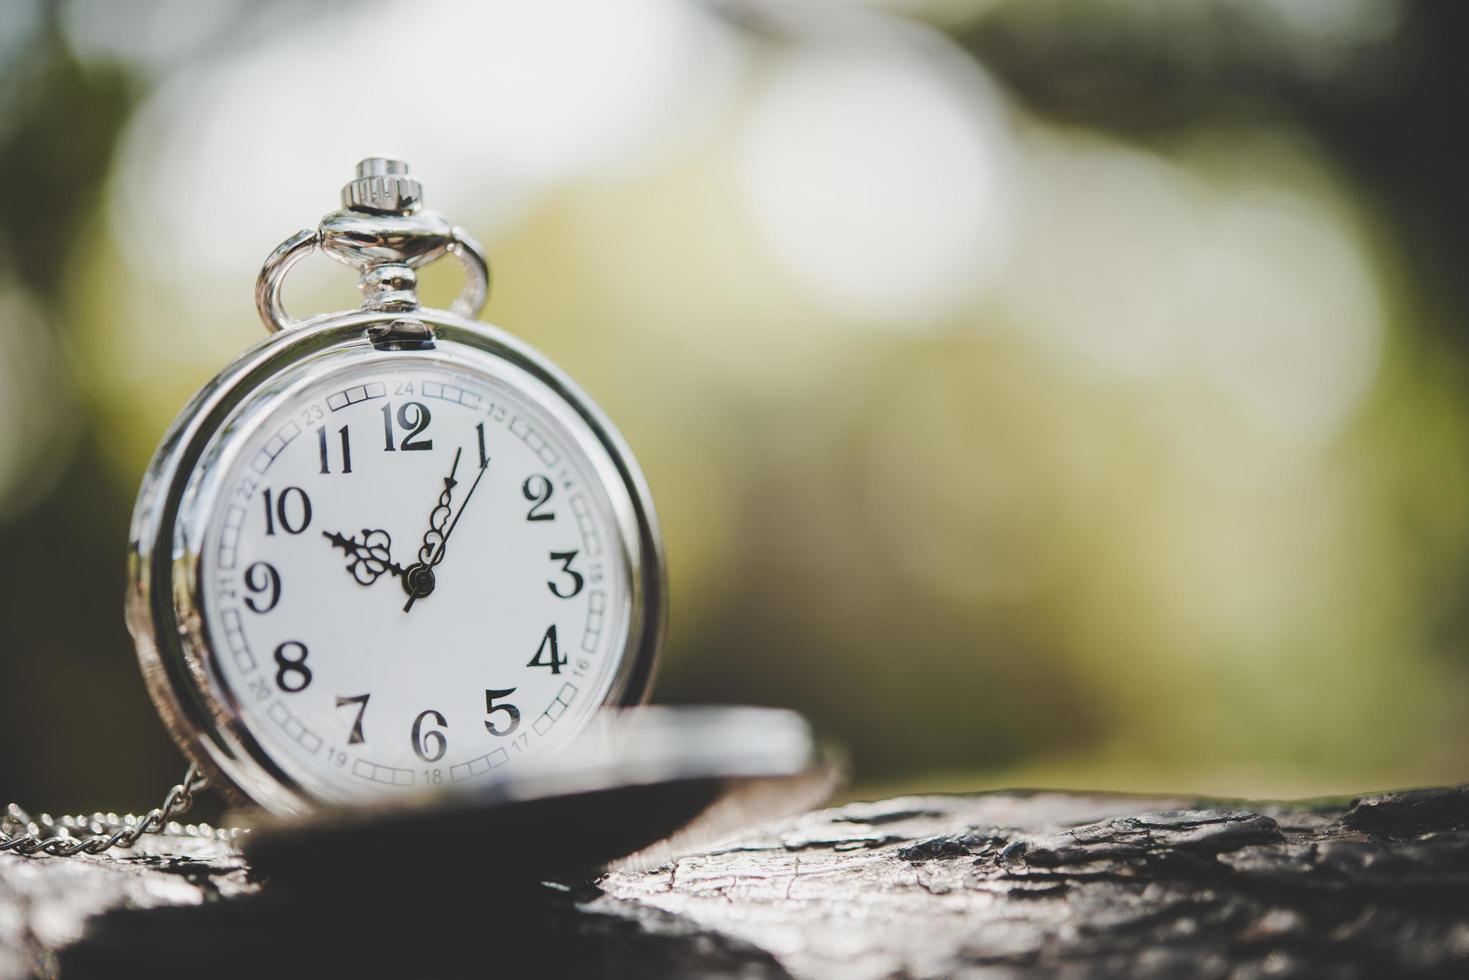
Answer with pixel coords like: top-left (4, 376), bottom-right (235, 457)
top-left (2, 784), bottom-right (1466, 978)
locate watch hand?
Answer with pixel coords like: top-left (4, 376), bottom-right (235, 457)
top-left (322, 529), bottom-right (406, 586)
top-left (403, 453), bottom-right (490, 613)
top-left (428, 456), bottom-right (489, 567)
top-left (415, 448), bottom-right (462, 566)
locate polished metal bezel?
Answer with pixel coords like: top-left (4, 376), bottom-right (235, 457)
top-left (126, 308), bottom-right (665, 816)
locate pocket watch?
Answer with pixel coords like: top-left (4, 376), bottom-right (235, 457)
top-left (124, 158), bottom-right (665, 817)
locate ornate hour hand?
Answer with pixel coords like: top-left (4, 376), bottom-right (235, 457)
top-left (323, 528), bottom-right (407, 586)
top-left (394, 449), bottom-right (461, 609)
top-left (415, 448), bottom-right (462, 567)
top-left (403, 449), bottom-right (490, 613)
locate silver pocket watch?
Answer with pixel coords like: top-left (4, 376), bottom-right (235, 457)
top-left (2, 160), bottom-right (830, 861)
top-left (125, 158), bottom-right (666, 816)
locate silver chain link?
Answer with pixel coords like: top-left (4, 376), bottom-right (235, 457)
top-left (0, 765), bottom-right (242, 857)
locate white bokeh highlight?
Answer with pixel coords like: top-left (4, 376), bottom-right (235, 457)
top-left (739, 24), bottom-right (1015, 326)
top-left (109, 0), bottom-right (744, 290)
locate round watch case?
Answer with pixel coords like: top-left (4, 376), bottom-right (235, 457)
top-left (126, 307), bottom-right (666, 815)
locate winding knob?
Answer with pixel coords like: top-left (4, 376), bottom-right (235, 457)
top-left (341, 157), bottom-right (422, 215)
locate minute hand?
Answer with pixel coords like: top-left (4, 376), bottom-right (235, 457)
top-left (403, 456), bottom-right (490, 612)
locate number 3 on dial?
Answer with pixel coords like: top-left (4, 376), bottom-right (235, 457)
top-left (547, 551), bottom-right (584, 599)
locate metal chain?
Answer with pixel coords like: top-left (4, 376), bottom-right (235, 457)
top-left (0, 765), bottom-right (241, 857)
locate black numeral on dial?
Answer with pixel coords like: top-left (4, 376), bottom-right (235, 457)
top-left (523, 475), bottom-right (555, 521)
top-left (381, 401), bottom-right (433, 452)
top-left (317, 424), bottom-right (352, 474)
top-left (336, 693), bottom-right (369, 745)
top-left (547, 550), bottom-right (584, 599)
top-left (484, 688), bottom-right (521, 736)
top-left (262, 487), bottom-right (312, 535)
top-left (411, 709), bottom-right (448, 762)
top-left (243, 561), bottom-right (281, 613)
top-left (273, 641), bottom-right (312, 693)
top-left (528, 624), bottom-right (566, 674)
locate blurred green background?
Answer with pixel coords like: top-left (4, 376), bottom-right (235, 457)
top-left (2, 0), bottom-right (1467, 816)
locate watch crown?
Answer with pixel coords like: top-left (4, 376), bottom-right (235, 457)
top-left (341, 157), bottom-right (422, 215)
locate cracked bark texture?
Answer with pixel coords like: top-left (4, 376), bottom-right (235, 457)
top-left (1, 785), bottom-right (1466, 978)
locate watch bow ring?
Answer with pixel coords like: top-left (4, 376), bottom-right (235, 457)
top-left (255, 159), bottom-right (491, 334)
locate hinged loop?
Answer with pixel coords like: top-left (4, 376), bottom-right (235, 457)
top-left (254, 158), bottom-right (491, 334)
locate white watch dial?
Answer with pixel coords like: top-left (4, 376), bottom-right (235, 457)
top-left (197, 357), bottom-right (633, 802)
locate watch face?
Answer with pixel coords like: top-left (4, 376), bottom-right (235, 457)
top-left (188, 344), bottom-right (643, 806)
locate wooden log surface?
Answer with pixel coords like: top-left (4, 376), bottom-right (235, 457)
top-left (2, 784), bottom-right (1467, 978)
